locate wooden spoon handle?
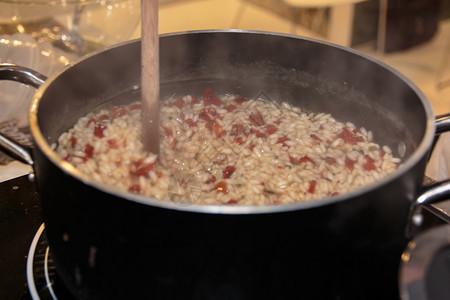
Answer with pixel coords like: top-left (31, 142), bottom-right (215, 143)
top-left (141, 0), bottom-right (159, 154)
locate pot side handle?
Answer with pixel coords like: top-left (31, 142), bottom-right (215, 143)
top-left (435, 113), bottom-right (450, 135)
top-left (0, 134), bottom-right (34, 166)
top-left (0, 64), bottom-right (47, 165)
top-left (0, 64), bottom-right (47, 89)
top-left (407, 118), bottom-right (450, 237)
top-left (406, 180), bottom-right (450, 239)
top-left (416, 179), bottom-right (450, 207)
top-left (418, 114), bottom-right (450, 206)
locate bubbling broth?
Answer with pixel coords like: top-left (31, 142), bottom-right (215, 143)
top-left (54, 88), bottom-right (400, 205)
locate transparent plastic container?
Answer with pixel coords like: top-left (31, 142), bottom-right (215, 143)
top-left (0, 0), bottom-right (140, 126)
top-left (0, 0), bottom-right (140, 55)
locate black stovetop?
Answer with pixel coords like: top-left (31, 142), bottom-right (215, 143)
top-left (0, 174), bottom-right (448, 300)
top-left (0, 175), bottom-right (41, 299)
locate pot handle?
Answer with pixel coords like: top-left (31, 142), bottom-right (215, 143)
top-left (0, 64), bottom-right (47, 165)
top-left (419, 113), bottom-right (450, 202)
top-left (416, 179), bottom-right (450, 207)
top-left (435, 113), bottom-right (450, 135)
top-left (406, 115), bottom-right (450, 237)
top-left (406, 181), bottom-right (450, 239)
top-left (0, 64), bottom-right (47, 89)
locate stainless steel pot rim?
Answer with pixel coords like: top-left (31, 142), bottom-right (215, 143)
top-left (28, 29), bottom-right (437, 214)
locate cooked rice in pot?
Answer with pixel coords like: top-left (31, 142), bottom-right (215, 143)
top-left (55, 88), bottom-right (400, 206)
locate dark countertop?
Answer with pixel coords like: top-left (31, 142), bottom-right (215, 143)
top-left (0, 175), bottom-right (41, 300)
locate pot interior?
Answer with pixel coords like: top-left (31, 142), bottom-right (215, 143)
top-left (34, 31), bottom-right (432, 165)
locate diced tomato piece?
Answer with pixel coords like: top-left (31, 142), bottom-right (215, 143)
top-left (129, 103), bottom-right (142, 111)
top-left (205, 108), bottom-right (220, 118)
top-left (363, 162), bottom-right (377, 171)
top-left (94, 124), bottom-right (106, 138)
top-left (203, 88), bottom-right (222, 106)
top-left (86, 118), bottom-right (96, 127)
top-left (264, 124), bottom-right (278, 135)
top-left (345, 156), bottom-right (356, 171)
top-left (130, 159), bottom-right (143, 169)
top-left (274, 118), bottom-right (283, 125)
top-left (324, 157), bottom-right (337, 165)
top-left (354, 136), bottom-right (365, 143)
top-left (337, 128), bottom-right (353, 144)
top-left (250, 128), bottom-right (266, 138)
top-left (162, 126), bottom-right (173, 136)
top-left (224, 104), bottom-right (237, 112)
top-left (223, 166), bottom-right (236, 179)
top-left (199, 111), bottom-right (213, 123)
top-left (277, 137), bottom-right (291, 147)
top-left (70, 136), bottom-right (77, 147)
top-left (249, 143), bottom-right (255, 151)
top-left (310, 134), bottom-right (322, 142)
top-left (234, 97), bottom-right (246, 104)
top-left (308, 180), bottom-right (316, 194)
top-left (249, 111), bottom-right (264, 126)
top-left (298, 155), bottom-right (315, 165)
top-left (97, 114), bottom-right (109, 122)
top-left (169, 138), bottom-right (177, 149)
top-left (173, 97), bottom-right (185, 109)
top-left (337, 128), bottom-right (364, 145)
top-left (215, 181), bottom-right (228, 194)
top-left (205, 119), bottom-right (224, 138)
top-left (184, 118), bottom-right (197, 127)
top-left (107, 139), bottom-right (119, 149)
top-left (362, 155), bottom-right (377, 171)
top-left (205, 176), bottom-right (216, 184)
top-left (231, 123), bottom-right (245, 136)
top-left (110, 106), bottom-right (127, 119)
top-left (365, 154), bottom-right (375, 163)
top-left (190, 96), bottom-right (200, 104)
top-left (235, 136), bottom-right (245, 145)
top-left (84, 144), bottom-right (94, 160)
top-left (227, 199), bottom-right (238, 205)
top-left (212, 122), bottom-right (225, 138)
top-left (131, 159), bottom-right (156, 178)
top-left (128, 184), bottom-right (141, 194)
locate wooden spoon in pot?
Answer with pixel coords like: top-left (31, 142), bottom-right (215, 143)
top-left (141, 0), bottom-right (160, 154)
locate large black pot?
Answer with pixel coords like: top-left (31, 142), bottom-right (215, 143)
top-left (1, 30), bottom-right (450, 299)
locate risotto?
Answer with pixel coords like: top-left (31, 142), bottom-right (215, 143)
top-left (55, 88), bottom-right (400, 205)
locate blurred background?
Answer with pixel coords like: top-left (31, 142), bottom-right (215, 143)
top-left (0, 0), bottom-right (448, 122)
top-left (0, 0), bottom-right (449, 145)
top-left (1, 0), bottom-right (449, 174)
top-left (155, 0), bottom-right (450, 117)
